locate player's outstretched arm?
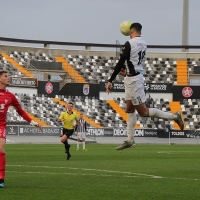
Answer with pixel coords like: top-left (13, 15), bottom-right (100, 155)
top-left (12, 94), bottom-right (42, 129)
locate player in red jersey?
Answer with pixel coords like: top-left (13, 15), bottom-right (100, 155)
top-left (0, 70), bottom-right (41, 188)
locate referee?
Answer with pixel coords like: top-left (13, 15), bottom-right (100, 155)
top-left (75, 114), bottom-right (87, 151)
top-left (58, 102), bottom-right (78, 160)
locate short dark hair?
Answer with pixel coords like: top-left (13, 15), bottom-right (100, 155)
top-left (68, 102), bottom-right (73, 106)
top-left (0, 70), bottom-right (8, 76)
top-left (130, 23), bottom-right (142, 33)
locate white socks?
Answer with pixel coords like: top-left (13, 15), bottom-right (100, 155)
top-left (77, 141), bottom-right (86, 149)
top-left (77, 141), bottom-right (79, 149)
top-left (127, 112), bottom-right (137, 141)
top-left (83, 142), bottom-right (85, 149)
top-left (149, 108), bottom-right (174, 119)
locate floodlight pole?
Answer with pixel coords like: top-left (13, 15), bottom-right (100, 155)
top-left (182, 0), bottom-right (189, 52)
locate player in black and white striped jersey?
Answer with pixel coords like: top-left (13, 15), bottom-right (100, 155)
top-left (75, 114), bottom-right (87, 151)
top-left (106, 22), bottom-right (185, 151)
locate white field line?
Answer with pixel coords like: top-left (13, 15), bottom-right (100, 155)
top-left (7, 164), bottom-right (161, 178)
top-left (6, 171), bottom-right (140, 178)
top-left (157, 151), bottom-right (199, 154)
top-left (6, 164), bottom-right (200, 181)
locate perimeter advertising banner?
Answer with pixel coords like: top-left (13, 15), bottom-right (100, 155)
top-left (59, 83), bottom-right (99, 98)
top-left (173, 85), bottom-right (200, 100)
top-left (38, 81), bottom-right (59, 97)
top-left (99, 82), bottom-right (173, 93)
top-left (5, 126), bottom-right (196, 138)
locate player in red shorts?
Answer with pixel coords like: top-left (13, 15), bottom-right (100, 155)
top-left (0, 70), bottom-right (41, 188)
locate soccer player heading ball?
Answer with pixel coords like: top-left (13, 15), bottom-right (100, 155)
top-left (106, 22), bottom-right (184, 150)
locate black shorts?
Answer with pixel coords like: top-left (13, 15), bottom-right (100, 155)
top-left (63, 128), bottom-right (74, 138)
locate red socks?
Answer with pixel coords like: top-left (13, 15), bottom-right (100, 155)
top-left (0, 152), bottom-right (6, 179)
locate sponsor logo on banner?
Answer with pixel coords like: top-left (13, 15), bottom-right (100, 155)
top-left (114, 129), bottom-right (127, 136)
top-left (144, 130), bottom-right (158, 137)
top-left (135, 129), bottom-right (144, 136)
top-left (10, 77), bottom-right (37, 87)
top-left (45, 82), bottom-right (53, 94)
top-left (104, 128), bottom-right (113, 137)
top-left (87, 128), bottom-right (104, 136)
top-left (6, 126), bottom-right (18, 135)
top-left (144, 83), bottom-right (172, 93)
top-left (19, 126), bottom-right (60, 136)
top-left (83, 84), bottom-right (89, 95)
top-left (171, 131), bottom-right (185, 136)
top-left (145, 83), bottom-right (167, 91)
top-left (186, 134), bottom-right (196, 138)
top-left (182, 87), bottom-right (193, 98)
top-left (8, 127), bottom-right (15, 135)
top-left (113, 83), bottom-right (125, 90)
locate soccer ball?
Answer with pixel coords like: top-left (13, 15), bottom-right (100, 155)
top-left (119, 21), bottom-right (132, 36)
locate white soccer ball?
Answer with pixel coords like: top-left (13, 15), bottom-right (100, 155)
top-left (119, 21), bottom-right (132, 36)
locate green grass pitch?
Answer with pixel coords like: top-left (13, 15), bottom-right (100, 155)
top-left (1, 144), bottom-right (200, 200)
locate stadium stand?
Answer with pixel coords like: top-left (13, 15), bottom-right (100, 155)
top-left (1, 50), bottom-right (193, 85)
top-left (2, 46), bottom-right (200, 130)
top-left (1, 53), bottom-right (35, 78)
top-left (0, 54), bottom-right (20, 77)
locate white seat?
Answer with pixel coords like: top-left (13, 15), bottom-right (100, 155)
top-left (185, 125), bottom-right (190, 129)
top-left (181, 107), bottom-right (185, 111)
top-left (192, 61), bottom-right (196, 65)
top-left (108, 123), bottom-right (112, 127)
